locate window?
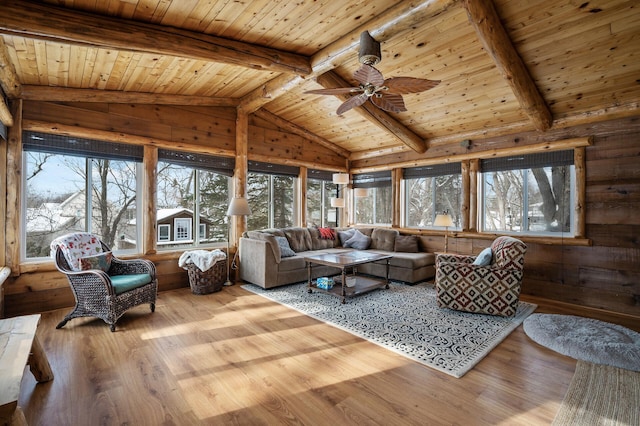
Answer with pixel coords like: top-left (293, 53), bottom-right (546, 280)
top-left (306, 169), bottom-right (339, 227)
top-left (23, 131), bottom-right (142, 259)
top-left (157, 149), bottom-right (233, 249)
top-left (158, 224), bottom-right (170, 242)
top-left (404, 163), bottom-right (462, 228)
top-left (247, 161), bottom-right (298, 230)
top-left (480, 151), bottom-right (575, 235)
top-left (353, 171), bottom-right (392, 225)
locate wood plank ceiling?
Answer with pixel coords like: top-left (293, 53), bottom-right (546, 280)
top-left (0, 0), bottom-right (638, 161)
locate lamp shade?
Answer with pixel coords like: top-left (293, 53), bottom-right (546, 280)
top-left (332, 173), bottom-right (349, 185)
top-left (330, 197), bottom-right (345, 208)
top-left (226, 197), bottom-right (252, 216)
top-left (434, 214), bottom-right (454, 227)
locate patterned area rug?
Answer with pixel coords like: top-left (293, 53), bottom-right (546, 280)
top-left (242, 282), bottom-right (537, 378)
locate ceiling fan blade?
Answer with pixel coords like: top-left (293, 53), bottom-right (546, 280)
top-left (384, 77), bottom-right (441, 94)
top-left (371, 93), bottom-right (407, 113)
top-left (353, 64), bottom-right (385, 86)
top-left (336, 93), bottom-right (368, 115)
top-left (304, 87), bottom-right (363, 95)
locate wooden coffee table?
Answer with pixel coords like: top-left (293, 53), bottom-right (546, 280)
top-left (305, 251), bottom-right (392, 303)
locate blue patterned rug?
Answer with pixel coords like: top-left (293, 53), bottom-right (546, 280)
top-left (242, 282), bottom-right (537, 378)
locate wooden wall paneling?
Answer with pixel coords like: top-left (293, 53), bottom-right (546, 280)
top-left (23, 101), bottom-right (119, 132)
top-left (5, 100), bottom-right (21, 275)
top-left (587, 224), bottom-right (640, 249)
top-left (5, 286), bottom-right (75, 318)
top-left (143, 146), bottom-right (158, 255)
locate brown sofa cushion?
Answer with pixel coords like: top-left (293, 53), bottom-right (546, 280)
top-left (308, 227), bottom-right (337, 250)
top-left (370, 228), bottom-right (399, 251)
top-left (394, 235), bottom-right (419, 252)
top-left (283, 227), bottom-right (313, 252)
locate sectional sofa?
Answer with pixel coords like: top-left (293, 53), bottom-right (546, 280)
top-left (238, 226), bottom-right (435, 289)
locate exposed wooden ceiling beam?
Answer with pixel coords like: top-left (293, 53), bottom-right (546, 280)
top-left (20, 86), bottom-right (240, 107)
top-left (0, 97), bottom-right (13, 126)
top-left (0, 0), bottom-right (311, 76)
top-left (238, 0), bottom-right (458, 113)
top-left (0, 37), bottom-right (21, 98)
top-left (317, 71), bottom-right (428, 154)
top-left (253, 109), bottom-right (350, 158)
top-left (463, 0), bottom-right (553, 131)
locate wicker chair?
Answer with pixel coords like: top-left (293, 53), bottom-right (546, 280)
top-left (52, 233), bottom-right (157, 332)
top-left (435, 236), bottom-right (527, 317)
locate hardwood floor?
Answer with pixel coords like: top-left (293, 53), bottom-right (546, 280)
top-left (17, 283), bottom-right (636, 425)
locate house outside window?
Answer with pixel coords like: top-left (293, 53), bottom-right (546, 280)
top-left (156, 149), bottom-right (234, 250)
top-left (480, 151), bottom-right (575, 235)
top-left (22, 131), bottom-right (142, 259)
top-left (306, 169), bottom-right (338, 227)
top-left (246, 161), bottom-right (298, 230)
top-left (404, 163), bottom-right (462, 228)
top-left (353, 171), bottom-right (392, 225)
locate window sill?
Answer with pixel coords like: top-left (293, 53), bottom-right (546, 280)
top-left (400, 228), bottom-right (591, 246)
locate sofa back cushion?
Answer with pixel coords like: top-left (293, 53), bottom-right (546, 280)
top-left (246, 231), bottom-right (281, 261)
top-left (370, 228), bottom-right (399, 251)
top-left (308, 227), bottom-right (337, 250)
top-left (283, 227), bottom-right (313, 252)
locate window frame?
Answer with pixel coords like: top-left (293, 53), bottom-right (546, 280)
top-left (21, 131), bottom-right (143, 261)
top-left (478, 150), bottom-right (576, 237)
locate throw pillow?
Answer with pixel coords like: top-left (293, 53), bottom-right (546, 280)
top-left (275, 236), bottom-right (296, 258)
top-left (317, 227), bottom-right (335, 240)
top-left (79, 251), bottom-right (113, 272)
top-left (345, 229), bottom-right (371, 250)
top-left (337, 228), bottom-right (356, 246)
top-left (394, 235), bottom-right (419, 252)
top-left (472, 247), bottom-right (493, 266)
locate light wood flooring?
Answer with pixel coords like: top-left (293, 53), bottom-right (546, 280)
top-left (17, 283), bottom-right (638, 425)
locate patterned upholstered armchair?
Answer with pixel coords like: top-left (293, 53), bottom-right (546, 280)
top-left (435, 236), bottom-right (527, 316)
top-left (51, 232), bottom-right (158, 331)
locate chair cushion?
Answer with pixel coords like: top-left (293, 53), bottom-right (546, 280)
top-left (50, 232), bottom-right (105, 271)
top-left (472, 247), bottom-right (492, 266)
top-left (80, 251), bottom-right (113, 272)
top-left (110, 274), bottom-right (153, 295)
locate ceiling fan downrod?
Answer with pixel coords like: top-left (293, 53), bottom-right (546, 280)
top-left (358, 31), bottom-right (381, 66)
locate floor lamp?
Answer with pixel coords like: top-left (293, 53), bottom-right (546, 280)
top-left (225, 197), bottom-right (252, 286)
top-left (434, 212), bottom-right (454, 253)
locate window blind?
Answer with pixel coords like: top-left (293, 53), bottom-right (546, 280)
top-left (403, 162), bottom-right (461, 178)
top-left (23, 131), bottom-right (143, 162)
top-left (158, 149), bottom-right (235, 176)
top-left (307, 169), bottom-right (335, 181)
top-left (352, 170), bottom-right (392, 189)
top-left (248, 160), bottom-right (299, 177)
top-left (480, 150), bottom-right (574, 172)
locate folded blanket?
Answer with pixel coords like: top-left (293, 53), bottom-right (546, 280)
top-left (178, 249), bottom-right (226, 272)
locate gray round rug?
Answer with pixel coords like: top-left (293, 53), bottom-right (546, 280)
top-left (523, 313), bottom-right (640, 371)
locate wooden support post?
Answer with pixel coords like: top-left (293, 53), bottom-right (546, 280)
top-left (392, 168), bottom-right (402, 228)
top-left (461, 161), bottom-right (471, 231)
top-left (143, 146), bottom-right (158, 255)
top-left (5, 100), bottom-right (21, 275)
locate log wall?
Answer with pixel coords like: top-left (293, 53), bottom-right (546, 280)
top-left (3, 103), bottom-right (639, 318)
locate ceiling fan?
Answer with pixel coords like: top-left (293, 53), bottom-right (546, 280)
top-left (305, 31), bottom-right (441, 115)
